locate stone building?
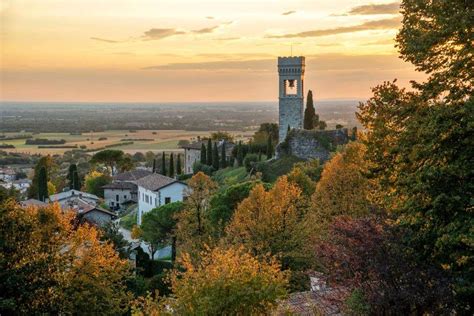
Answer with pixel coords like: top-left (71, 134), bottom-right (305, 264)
top-left (278, 56), bottom-right (305, 142)
top-left (181, 140), bottom-right (235, 174)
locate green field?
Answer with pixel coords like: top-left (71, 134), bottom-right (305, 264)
top-left (0, 130), bottom-right (246, 155)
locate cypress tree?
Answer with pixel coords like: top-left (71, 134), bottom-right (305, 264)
top-left (258, 151), bottom-right (262, 161)
top-left (266, 136), bottom-right (273, 159)
top-left (206, 139), bottom-right (213, 166)
top-left (152, 158), bottom-right (156, 173)
top-left (169, 153), bottom-right (175, 178)
top-left (37, 166), bottom-right (48, 202)
top-left (212, 142), bottom-right (219, 170)
top-left (304, 90), bottom-right (316, 130)
top-left (237, 141), bottom-right (244, 167)
top-left (220, 142), bottom-right (227, 168)
top-left (68, 164), bottom-right (80, 190)
top-left (160, 152), bottom-right (166, 175)
top-left (200, 143), bottom-right (207, 164)
top-left (176, 154), bottom-right (182, 175)
top-left (287, 125), bottom-right (291, 133)
top-left (72, 171), bottom-right (80, 191)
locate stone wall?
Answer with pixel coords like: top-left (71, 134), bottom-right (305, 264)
top-left (276, 128), bottom-right (349, 162)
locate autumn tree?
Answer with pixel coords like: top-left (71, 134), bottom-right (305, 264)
top-left (226, 176), bottom-right (313, 290)
top-left (0, 201), bottom-right (132, 314)
top-left (175, 172), bottom-right (217, 259)
top-left (166, 246), bottom-right (288, 315)
top-left (84, 171), bottom-right (111, 198)
top-left (311, 142), bottom-right (372, 228)
top-left (304, 90), bottom-right (316, 130)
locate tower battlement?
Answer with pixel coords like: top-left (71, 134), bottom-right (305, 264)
top-left (277, 56), bottom-right (305, 66)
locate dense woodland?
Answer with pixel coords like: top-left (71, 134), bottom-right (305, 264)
top-left (1, 1), bottom-right (473, 314)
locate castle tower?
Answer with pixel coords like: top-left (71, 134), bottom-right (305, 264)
top-left (278, 56), bottom-right (305, 142)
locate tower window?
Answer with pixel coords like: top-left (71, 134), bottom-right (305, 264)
top-left (284, 79), bottom-right (298, 96)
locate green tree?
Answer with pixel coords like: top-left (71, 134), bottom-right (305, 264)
top-left (101, 221), bottom-right (131, 259)
top-left (176, 154), bottom-right (182, 175)
top-left (140, 202), bottom-right (184, 262)
top-left (67, 164), bottom-right (81, 190)
top-left (90, 149), bottom-right (125, 175)
top-left (206, 139), bottom-right (213, 166)
top-left (266, 135), bottom-right (273, 159)
top-left (303, 90), bottom-right (316, 130)
top-left (37, 167), bottom-right (48, 202)
top-left (160, 152), bottom-right (166, 176)
top-left (200, 143), bottom-right (207, 164)
top-left (212, 142), bottom-right (219, 170)
top-left (84, 171), bottom-right (111, 198)
top-left (318, 120), bottom-right (327, 130)
top-left (152, 158), bottom-right (156, 173)
top-left (211, 131), bottom-right (234, 142)
top-left (169, 153), bottom-right (175, 178)
top-left (220, 142), bottom-right (227, 168)
top-left (28, 155), bottom-right (55, 199)
top-left (237, 141), bottom-right (244, 167)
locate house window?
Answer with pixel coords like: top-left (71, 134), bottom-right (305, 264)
top-left (111, 202), bottom-right (114, 206)
top-left (165, 197), bottom-right (171, 204)
top-left (124, 195), bottom-right (127, 199)
top-left (116, 194), bottom-right (119, 201)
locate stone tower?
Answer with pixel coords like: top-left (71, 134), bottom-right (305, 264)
top-left (278, 56), bottom-right (305, 142)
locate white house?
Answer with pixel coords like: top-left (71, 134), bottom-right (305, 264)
top-left (102, 169), bottom-right (152, 210)
top-left (136, 173), bottom-right (188, 225)
top-left (47, 189), bottom-right (100, 206)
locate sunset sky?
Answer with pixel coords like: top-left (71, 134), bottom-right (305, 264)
top-left (0, 0), bottom-right (425, 102)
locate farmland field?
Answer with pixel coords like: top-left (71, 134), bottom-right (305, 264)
top-left (0, 130), bottom-right (250, 155)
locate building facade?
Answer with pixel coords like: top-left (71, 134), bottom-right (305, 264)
top-left (182, 140), bottom-right (235, 174)
top-left (278, 56), bottom-right (305, 143)
top-left (136, 173), bottom-right (188, 225)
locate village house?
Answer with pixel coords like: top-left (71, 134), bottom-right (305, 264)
top-left (0, 167), bottom-right (16, 182)
top-left (102, 169), bottom-right (152, 210)
top-left (47, 189), bottom-right (100, 206)
top-left (136, 173), bottom-right (188, 225)
top-left (181, 139), bottom-right (235, 174)
top-left (70, 198), bottom-right (117, 227)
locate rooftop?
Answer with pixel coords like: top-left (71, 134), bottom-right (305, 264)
top-left (113, 169), bottom-right (153, 182)
top-left (136, 173), bottom-right (183, 191)
top-left (48, 189), bottom-right (100, 203)
top-left (102, 182), bottom-right (137, 190)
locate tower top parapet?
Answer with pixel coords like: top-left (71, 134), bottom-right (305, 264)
top-left (278, 56), bottom-right (305, 67)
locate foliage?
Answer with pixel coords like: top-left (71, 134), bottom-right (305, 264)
top-left (37, 166), bottom-right (49, 202)
top-left (318, 120), bottom-right (327, 130)
top-left (243, 153), bottom-right (259, 173)
top-left (200, 143), bottom-right (206, 164)
top-left (0, 186), bottom-right (20, 204)
top-left (226, 176), bottom-right (314, 290)
top-left (220, 142), bottom-right (227, 168)
top-left (168, 153), bottom-right (174, 178)
top-left (176, 153), bottom-right (182, 175)
top-left (256, 123), bottom-right (279, 144)
top-left (266, 135), bottom-right (274, 158)
top-left (311, 142), bottom-right (372, 227)
top-left (0, 201), bottom-right (132, 314)
top-left (212, 142), bottom-right (219, 170)
top-left (255, 155), bottom-right (304, 183)
top-left (208, 180), bottom-right (268, 237)
top-left (236, 141), bottom-right (244, 166)
top-left (304, 90), bottom-right (317, 130)
top-left (206, 139), bottom-right (212, 166)
top-left (90, 149), bottom-right (127, 175)
top-left (211, 131), bottom-right (234, 142)
top-left (84, 171), bottom-right (111, 198)
top-left (212, 166), bottom-right (248, 187)
top-left (120, 207), bottom-right (137, 230)
top-left (176, 172), bottom-right (218, 260)
top-left (166, 246), bottom-right (288, 315)
top-left (28, 155), bottom-right (57, 199)
top-left (397, 0), bottom-right (473, 102)
top-left (160, 152), bottom-right (166, 176)
top-left (101, 221), bottom-right (131, 259)
top-left (317, 216), bottom-right (454, 314)
top-left (192, 161), bottom-right (213, 176)
top-left (140, 202), bottom-right (184, 262)
top-left (67, 163), bottom-right (81, 190)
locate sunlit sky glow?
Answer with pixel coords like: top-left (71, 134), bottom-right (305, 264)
top-left (0, 0), bottom-right (425, 102)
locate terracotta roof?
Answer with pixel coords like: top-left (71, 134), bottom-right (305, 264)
top-left (69, 198), bottom-right (117, 217)
top-left (113, 169), bottom-right (153, 182)
top-left (102, 182), bottom-right (137, 190)
top-left (136, 173), bottom-right (183, 191)
top-left (48, 190), bottom-right (99, 203)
